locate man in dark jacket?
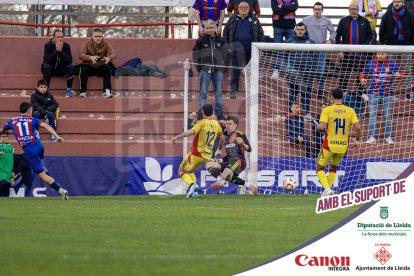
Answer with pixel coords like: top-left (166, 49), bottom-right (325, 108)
top-left (285, 102), bottom-right (313, 158)
top-left (286, 22), bottom-right (316, 120)
top-left (380, 0), bottom-right (414, 100)
top-left (193, 20), bottom-right (227, 120)
top-left (30, 80), bottom-right (59, 142)
top-left (336, 3), bottom-right (374, 94)
top-left (41, 30), bottom-right (76, 98)
top-left (223, 2), bottom-right (265, 99)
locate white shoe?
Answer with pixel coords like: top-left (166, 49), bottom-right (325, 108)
top-left (186, 183), bottom-right (199, 198)
top-left (103, 89), bottom-right (113, 98)
top-left (365, 137), bottom-right (376, 144)
top-left (79, 92), bottom-right (87, 98)
top-left (271, 69), bottom-right (280, 79)
top-left (321, 188), bottom-right (334, 197)
top-left (385, 137), bottom-right (395, 144)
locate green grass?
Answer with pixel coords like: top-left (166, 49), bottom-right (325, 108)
top-left (0, 195), bottom-right (361, 275)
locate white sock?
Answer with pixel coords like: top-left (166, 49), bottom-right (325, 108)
top-left (58, 188), bottom-right (66, 194)
top-left (244, 182), bottom-right (251, 188)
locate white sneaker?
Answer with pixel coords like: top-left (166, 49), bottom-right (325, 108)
top-left (271, 69), bottom-right (280, 79)
top-left (79, 92), bottom-right (87, 98)
top-left (103, 89), bottom-right (113, 98)
top-left (385, 137), bottom-right (395, 144)
top-left (365, 137), bottom-right (376, 144)
top-left (321, 188), bottom-right (334, 197)
top-left (186, 183), bottom-right (199, 198)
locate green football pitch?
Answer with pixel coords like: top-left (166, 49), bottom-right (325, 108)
top-left (0, 195), bottom-right (361, 275)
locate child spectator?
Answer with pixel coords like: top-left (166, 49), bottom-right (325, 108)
top-left (30, 79), bottom-right (59, 142)
top-left (285, 102), bottom-right (313, 158)
top-left (360, 52), bottom-right (402, 144)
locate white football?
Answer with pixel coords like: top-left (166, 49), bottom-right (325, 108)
top-left (283, 177), bottom-right (297, 191)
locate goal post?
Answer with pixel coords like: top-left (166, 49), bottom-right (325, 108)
top-left (246, 43), bottom-right (414, 195)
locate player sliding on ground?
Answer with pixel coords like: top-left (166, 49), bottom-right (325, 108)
top-left (0, 102), bottom-right (69, 199)
top-left (206, 115), bottom-right (258, 195)
top-left (316, 88), bottom-right (361, 197)
top-left (171, 104), bottom-right (224, 198)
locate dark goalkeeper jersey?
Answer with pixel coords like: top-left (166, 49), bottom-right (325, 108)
top-left (224, 130), bottom-right (251, 162)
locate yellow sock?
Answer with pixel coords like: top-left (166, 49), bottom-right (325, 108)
top-left (327, 172), bottom-right (337, 188)
top-left (317, 170), bottom-right (329, 189)
top-left (189, 173), bottom-right (196, 184)
top-left (181, 173), bottom-right (194, 186)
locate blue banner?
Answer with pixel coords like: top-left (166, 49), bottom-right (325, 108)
top-left (9, 156), bottom-right (413, 197)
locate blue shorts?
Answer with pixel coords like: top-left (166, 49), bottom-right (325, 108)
top-left (23, 142), bottom-right (45, 175)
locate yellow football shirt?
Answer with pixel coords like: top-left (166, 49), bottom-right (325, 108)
top-left (190, 118), bottom-right (223, 160)
top-left (320, 104), bottom-right (359, 154)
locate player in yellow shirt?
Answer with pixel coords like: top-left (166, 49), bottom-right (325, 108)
top-left (171, 104), bottom-right (224, 198)
top-left (316, 88), bottom-right (361, 197)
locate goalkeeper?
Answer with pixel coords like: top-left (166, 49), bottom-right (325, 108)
top-left (205, 115), bottom-right (258, 195)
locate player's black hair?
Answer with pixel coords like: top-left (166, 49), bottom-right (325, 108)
top-left (202, 104), bottom-right (214, 116)
top-left (332, 88), bottom-right (344, 99)
top-left (93, 28), bottom-right (103, 33)
top-left (226, 114), bottom-right (239, 125)
top-left (19, 102), bottom-right (32, 114)
top-left (53, 29), bottom-right (63, 37)
top-left (37, 79), bottom-right (48, 87)
top-left (0, 130), bottom-right (9, 136)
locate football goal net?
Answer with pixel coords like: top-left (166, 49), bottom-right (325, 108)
top-left (245, 43), bottom-right (414, 195)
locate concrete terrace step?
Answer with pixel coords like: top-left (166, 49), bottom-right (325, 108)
top-left (0, 75), bottom-right (245, 93)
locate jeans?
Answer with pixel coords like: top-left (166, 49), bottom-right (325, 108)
top-left (273, 27), bottom-right (294, 71)
top-left (288, 73), bottom-right (312, 115)
top-left (368, 94), bottom-right (393, 138)
top-left (198, 70), bottom-right (224, 118)
top-left (273, 27), bottom-right (294, 43)
top-left (33, 110), bottom-right (57, 130)
top-left (316, 52), bottom-right (327, 97)
top-left (231, 48), bottom-right (251, 92)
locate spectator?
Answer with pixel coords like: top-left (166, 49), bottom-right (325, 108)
top-left (192, 20), bottom-right (227, 120)
top-left (286, 22), bottom-right (316, 120)
top-left (192, 0), bottom-right (227, 36)
top-left (78, 28), bottom-right (117, 98)
top-left (302, 2), bottom-right (336, 99)
top-left (379, 0), bottom-right (414, 101)
top-left (271, 0), bottom-right (298, 79)
top-left (405, 0), bottom-right (414, 14)
top-left (0, 131), bottom-right (13, 197)
top-left (227, 0), bottom-right (260, 17)
top-left (41, 29), bottom-right (77, 98)
top-left (223, 2), bottom-right (265, 99)
top-left (350, 0), bottom-right (383, 41)
top-left (30, 79), bottom-right (59, 142)
top-left (285, 102), bottom-right (313, 158)
top-left (336, 3), bottom-right (374, 94)
top-left (360, 52), bottom-right (402, 144)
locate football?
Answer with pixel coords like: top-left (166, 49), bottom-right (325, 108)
top-left (283, 177), bottom-right (297, 192)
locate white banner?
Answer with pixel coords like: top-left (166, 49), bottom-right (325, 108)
top-left (237, 172), bottom-right (414, 276)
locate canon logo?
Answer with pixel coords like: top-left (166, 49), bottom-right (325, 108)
top-left (295, 254), bottom-right (350, 267)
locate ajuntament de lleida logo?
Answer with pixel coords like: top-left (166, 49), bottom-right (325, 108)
top-left (380, 206), bottom-right (389, 219)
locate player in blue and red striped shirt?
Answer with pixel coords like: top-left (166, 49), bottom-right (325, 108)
top-left (0, 102), bottom-right (69, 199)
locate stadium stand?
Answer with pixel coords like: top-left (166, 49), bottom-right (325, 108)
top-left (0, 37), bottom-right (412, 158)
top-left (0, 37), bottom-right (246, 156)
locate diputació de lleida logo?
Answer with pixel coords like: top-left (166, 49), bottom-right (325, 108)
top-left (380, 206), bottom-right (389, 219)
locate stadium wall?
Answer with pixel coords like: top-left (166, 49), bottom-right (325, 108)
top-left (10, 156), bottom-right (413, 197)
